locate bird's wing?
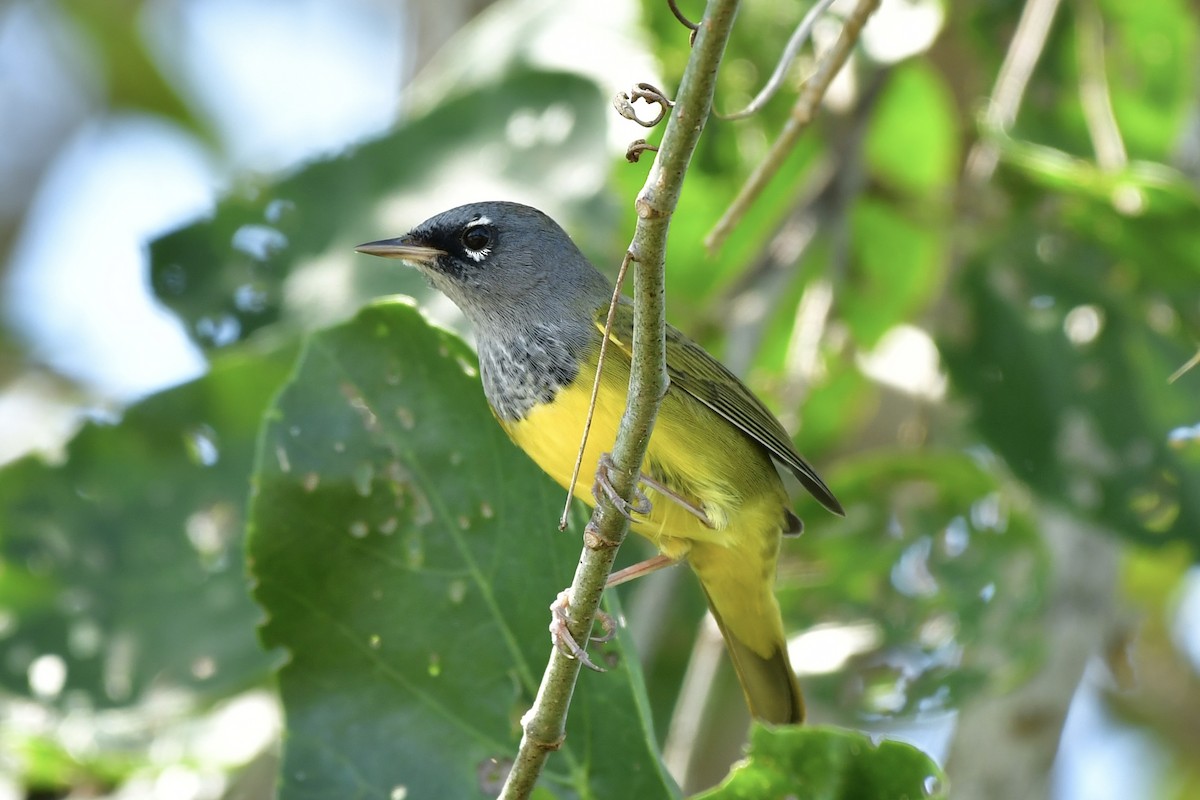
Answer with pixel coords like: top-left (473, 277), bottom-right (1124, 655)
top-left (596, 301), bottom-right (843, 515)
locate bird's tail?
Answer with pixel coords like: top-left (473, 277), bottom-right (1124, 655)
top-left (690, 538), bottom-right (804, 725)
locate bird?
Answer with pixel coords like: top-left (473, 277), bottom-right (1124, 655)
top-left (356, 201), bottom-right (842, 725)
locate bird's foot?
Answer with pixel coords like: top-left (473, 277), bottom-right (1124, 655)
top-left (634, 472), bottom-right (714, 528)
top-left (592, 452), bottom-right (652, 520)
top-left (549, 590), bottom-right (616, 672)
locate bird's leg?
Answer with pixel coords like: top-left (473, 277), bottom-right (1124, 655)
top-left (592, 452), bottom-right (652, 519)
top-left (550, 556), bottom-right (682, 669)
top-left (548, 590), bottom-right (617, 672)
top-left (606, 554), bottom-right (678, 587)
top-left (592, 453), bottom-right (714, 529)
top-left (635, 473), bottom-right (714, 528)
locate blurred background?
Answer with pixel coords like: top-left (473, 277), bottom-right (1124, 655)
top-left (1, 0), bottom-right (1198, 797)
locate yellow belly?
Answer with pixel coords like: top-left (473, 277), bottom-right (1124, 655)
top-left (496, 349), bottom-right (790, 657)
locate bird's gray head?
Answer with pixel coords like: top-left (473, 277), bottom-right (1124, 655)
top-left (356, 201), bottom-right (611, 335)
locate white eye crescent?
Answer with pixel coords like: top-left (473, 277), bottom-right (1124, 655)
top-left (461, 217), bottom-right (494, 261)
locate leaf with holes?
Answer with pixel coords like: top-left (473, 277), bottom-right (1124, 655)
top-left (248, 299), bottom-right (677, 799)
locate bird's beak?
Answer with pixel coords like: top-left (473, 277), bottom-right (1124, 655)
top-left (354, 236), bottom-right (444, 267)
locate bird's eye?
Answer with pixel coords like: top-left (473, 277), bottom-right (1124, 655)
top-left (461, 224), bottom-right (493, 254)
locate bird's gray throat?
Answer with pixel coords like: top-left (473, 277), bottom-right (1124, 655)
top-left (476, 323), bottom-right (587, 421)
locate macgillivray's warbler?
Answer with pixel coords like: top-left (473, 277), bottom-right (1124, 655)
top-left (356, 201), bottom-right (842, 725)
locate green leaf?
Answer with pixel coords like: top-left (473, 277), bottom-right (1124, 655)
top-left (865, 62), bottom-right (959, 196)
top-left (0, 347), bottom-right (292, 705)
top-left (842, 199), bottom-right (946, 348)
top-left (62, 0), bottom-right (209, 136)
top-left (1096, 0), bottom-right (1199, 159)
top-left (248, 300), bottom-right (677, 799)
top-left (695, 725), bottom-right (946, 800)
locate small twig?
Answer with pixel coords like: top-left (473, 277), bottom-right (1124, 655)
top-left (1075, 0), bottom-right (1127, 172)
top-left (709, 70), bottom-right (882, 374)
top-left (559, 256), bottom-right (635, 532)
top-left (1168, 348), bottom-right (1200, 384)
top-left (964, 0), bottom-right (1064, 184)
top-left (662, 614), bottom-right (726, 784)
top-left (667, 0), bottom-right (700, 31)
top-left (705, 0), bottom-right (880, 254)
top-left (626, 139), bottom-right (660, 163)
top-left (720, 0), bottom-right (839, 120)
top-left (614, 82), bottom-right (675, 128)
top-left (778, 73), bottom-right (877, 429)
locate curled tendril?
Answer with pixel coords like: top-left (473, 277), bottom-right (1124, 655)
top-left (720, 0), bottom-right (838, 120)
top-left (613, 82), bottom-right (675, 128)
top-left (625, 139), bottom-right (659, 163)
top-left (667, 0), bottom-right (699, 30)
top-left (667, 0), bottom-right (699, 43)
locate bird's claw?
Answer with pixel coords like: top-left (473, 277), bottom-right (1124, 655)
top-left (592, 452), bottom-right (652, 520)
top-left (589, 608), bottom-right (617, 644)
top-left (549, 590), bottom-right (617, 672)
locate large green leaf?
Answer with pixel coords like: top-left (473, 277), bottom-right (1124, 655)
top-left (695, 725), bottom-right (946, 800)
top-left (248, 300), bottom-right (676, 799)
top-left (0, 347), bottom-right (292, 705)
top-left (841, 198), bottom-right (947, 348)
top-left (864, 62), bottom-right (959, 196)
top-left (148, 69), bottom-right (612, 352)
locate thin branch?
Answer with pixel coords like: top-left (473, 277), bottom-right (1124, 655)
top-left (1075, 0), bottom-right (1127, 172)
top-left (705, 0), bottom-right (880, 254)
top-left (719, 0), bottom-right (839, 120)
top-left (964, 0), bottom-right (1064, 184)
top-left (498, 2), bottom-right (742, 797)
top-left (662, 615), bottom-right (727, 787)
top-left (710, 68), bottom-right (882, 378)
top-left (945, 511), bottom-right (1121, 799)
top-left (559, 252), bottom-right (634, 530)
top-left (1168, 348), bottom-right (1200, 384)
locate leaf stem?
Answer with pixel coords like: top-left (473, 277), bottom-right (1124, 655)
top-left (559, 252), bottom-right (635, 531)
top-left (705, 0), bottom-right (880, 253)
top-left (498, 2), bottom-right (741, 797)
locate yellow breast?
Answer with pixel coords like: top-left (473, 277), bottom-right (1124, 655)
top-left (497, 346), bottom-right (785, 557)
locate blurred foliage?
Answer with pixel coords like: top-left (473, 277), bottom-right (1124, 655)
top-left (785, 453), bottom-right (1046, 719)
top-left (942, 195), bottom-right (1200, 545)
top-left (694, 725), bottom-right (946, 800)
top-left (150, 69), bottom-right (613, 350)
top-left (59, 0), bottom-right (209, 137)
top-left (2, 0), bottom-right (1200, 797)
top-left (0, 345), bottom-right (291, 705)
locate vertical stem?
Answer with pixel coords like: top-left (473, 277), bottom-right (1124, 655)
top-left (497, 2), bottom-right (741, 797)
